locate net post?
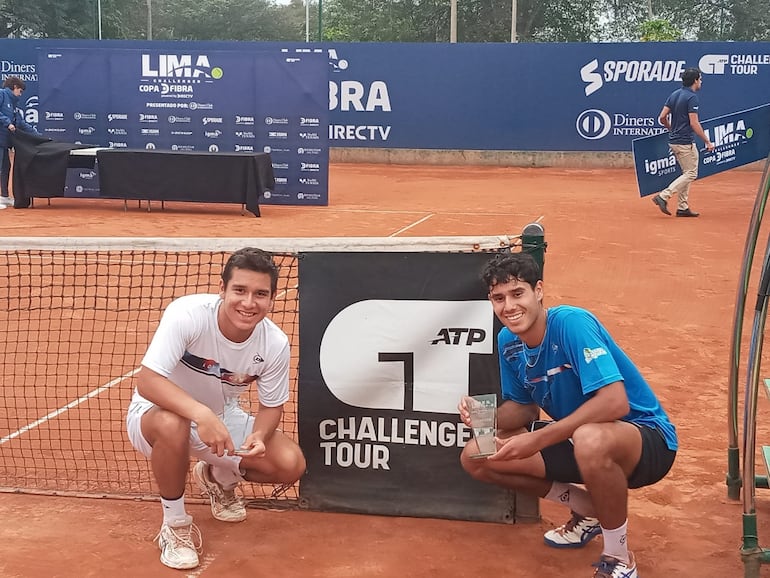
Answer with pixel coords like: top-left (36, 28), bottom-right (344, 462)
top-left (521, 222), bottom-right (546, 275)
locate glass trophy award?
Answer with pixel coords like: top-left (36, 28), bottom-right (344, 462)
top-left (468, 393), bottom-right (497, 458)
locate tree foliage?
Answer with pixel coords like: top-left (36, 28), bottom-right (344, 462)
top-left (0, 0), bottom-right (767, 41)
top-left (639, 18), bottom-right (682, 40)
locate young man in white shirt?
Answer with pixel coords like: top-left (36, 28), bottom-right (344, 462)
top-left (126, 247), bottom-right (306, 570)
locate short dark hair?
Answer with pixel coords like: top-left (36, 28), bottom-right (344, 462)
top-left (481, 252), bottom-right (542, 291)
top-left (221, 247), bottom-right (279, 294)
top-left (2, 76), bottom-right (26, 91)
top-left (681, 67), bottom-right (701, 88)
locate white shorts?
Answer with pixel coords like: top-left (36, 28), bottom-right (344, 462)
top-left (126, 399), bottom-right (254, 487)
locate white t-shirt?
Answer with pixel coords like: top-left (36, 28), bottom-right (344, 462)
top-left (132, 293), bottom-right (290, 416)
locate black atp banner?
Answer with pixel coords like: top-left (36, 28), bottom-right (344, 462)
top-left (298, 252), bottom-right (523, 523)
top-left (37, 47), bottom-right (328, 205)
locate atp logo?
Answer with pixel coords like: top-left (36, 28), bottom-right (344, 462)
top-left (319, 300), bottom-right (493, 414)
top-left (699, 54), bottom-right (729, 74)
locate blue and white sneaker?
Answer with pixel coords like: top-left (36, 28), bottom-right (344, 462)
top-left (543, 511), bottom-right (601, 548)
top-left (592, 552), bottom-right (638, 578)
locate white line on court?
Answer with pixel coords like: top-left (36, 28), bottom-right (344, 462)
top-left (0, 368), bottom-right (140, 446)
top-left (389, 213), bottom-right (435, 237)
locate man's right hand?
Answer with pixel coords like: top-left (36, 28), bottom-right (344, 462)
top-left (457, 396), bottom-right (473, 427)
top-left (705, 140), bottom-right (715, 151)
top-left (195, 411), bottom-right (235, 457)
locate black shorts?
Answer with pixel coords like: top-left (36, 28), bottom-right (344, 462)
top-left (533, 420), bottom-right (676, 489)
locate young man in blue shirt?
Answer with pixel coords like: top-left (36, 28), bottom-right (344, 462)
top-left (459, 252), bottom-right (677, 578)
top-left (652, 67), bottom-right (715, 218)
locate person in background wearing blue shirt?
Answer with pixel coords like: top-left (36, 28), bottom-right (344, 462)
top-left (651, 67), bottom-right (715, 218)
top-left (458, 252), bottom-right (677, 578)
top-left (0, 76), bottom-right (37, 209)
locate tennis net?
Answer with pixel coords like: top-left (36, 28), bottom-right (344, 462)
top-left (0, 233), bottom-right (535, 505)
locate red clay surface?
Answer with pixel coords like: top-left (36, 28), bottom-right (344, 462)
top-left (0, 163), bottom-right (765, 577)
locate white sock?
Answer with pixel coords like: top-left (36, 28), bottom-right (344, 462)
top-left (160, 495), bottom-right (187, 524)
top-left (601, 520), bottom-right (629, 563)
top-left (543, 482), bottom-right (595, 517)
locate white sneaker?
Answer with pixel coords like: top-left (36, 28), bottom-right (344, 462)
top-left (193, 461), bottom-right (247, 522)
top-left (0, 197), bottom-right (12, 206)
top-left (154, 515), bottom-right (202, 570)
top-left (544, 511), bottom-right (602, 548)
top-left (592, 551), bottom-right (638, 578)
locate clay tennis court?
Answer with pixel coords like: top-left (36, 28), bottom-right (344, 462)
top-left (0, 162), bottom-right (765, 577)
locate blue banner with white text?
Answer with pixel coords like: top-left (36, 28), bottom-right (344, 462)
top-left (3, 38), bottom-right (770, 156)
top-left (36, 45), bottom-right (328, 206)
top-left (631, 104), bottom-right (770, 197)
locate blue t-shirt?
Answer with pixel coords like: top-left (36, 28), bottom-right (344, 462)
top-left (498, 305), bottom-right (678, 451)
top-left (664, 87), bottom-right (699, 145)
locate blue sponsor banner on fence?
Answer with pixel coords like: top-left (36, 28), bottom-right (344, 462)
top-left (3, 38), bottom-right (770, 156)
top-left (631, 103), bottom-right (770, 197)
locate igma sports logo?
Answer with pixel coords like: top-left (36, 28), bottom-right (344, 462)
top-left (319, 300), bottom-right (493, 415)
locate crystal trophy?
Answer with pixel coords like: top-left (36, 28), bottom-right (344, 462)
top-left (468, 393), bottom-right (497, 458)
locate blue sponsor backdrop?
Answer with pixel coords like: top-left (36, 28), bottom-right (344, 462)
top-left (12, 42), bottom-right (328, 206)
top-left (2, 39), bottom-right (769, 156)
top-left (632, 103), bottom-right (770, 197)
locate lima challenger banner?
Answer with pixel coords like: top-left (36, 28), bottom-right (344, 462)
top-left (37, 46), bottom-right (328, 206)
top-left (632, 103), bottom-right (770, 198)
top-left (296, 251), bottom-right (539, 523)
